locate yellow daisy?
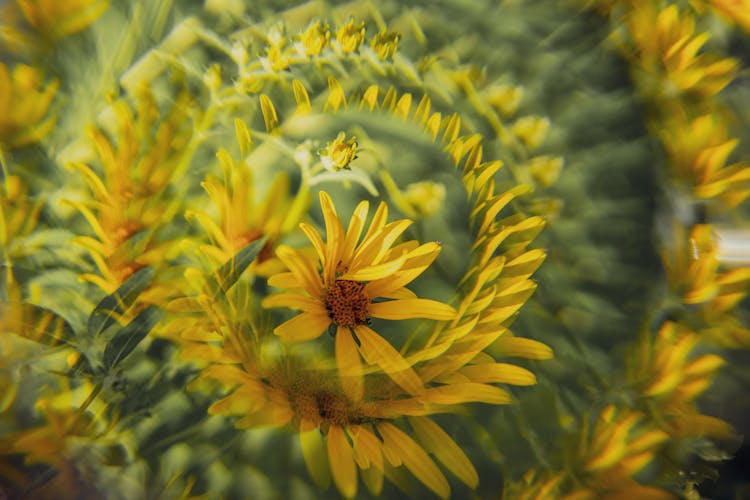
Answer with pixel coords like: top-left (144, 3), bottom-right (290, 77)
top-left (262, 191), bottom-right (456, 398)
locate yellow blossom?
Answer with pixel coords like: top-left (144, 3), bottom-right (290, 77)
top-left (629, 321), bottom-right (734, 439)
top-left (188, 143), bottom-right (306, 276)
top-left (263, 191), bottom-right (456, 397)
top-left (297, 20), bottom-right (330, 56)
top-left (0, 62), bottom-right (58, 148)
top-left (626, 3), bottom-right (737, 97)
top-left (661, 113), bottom-right (750, 206)
top-left (67, 87), bottom-right (195, 292)
top-left (335, 18), bottom-right (366, 54)
top-left (707, 0), bottom-right (750, 33)
top-left (485, 84), bottom-right (524, 117)
top-left (319, 132), bottom-right (358, 171)
top-left (370, 30), bottom-right (400, 60)
top-left (16, 0), bottom-right (109, 39)
top-left (512, 116), bottom-right (550, 149)
top-left (528, 155), bottom-right (564, 187)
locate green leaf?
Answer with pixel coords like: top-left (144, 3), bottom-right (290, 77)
top-left (103, 306), bottom-right (163, 370)
top-left (88, 267), bottom-right (155, 337)
top-left (207, 237), bottom-right (268, 298)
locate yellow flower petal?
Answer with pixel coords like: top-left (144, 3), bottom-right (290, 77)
top-left (300, 419), bottom-right (331, 489)
top-left (460, 363), bottom-right (537, 385)
top-left (336, 327), bottom-right (364, 403)
top-left (369, 299), bottom-right (456, 321)
top-left (355, 325), bottom-right (425, 396)
top-left (267, 272), bottom-right (301, 289)
top-left (341, 200), bottom-right (370, 262)
top-left (328, 425), bottom-right (358, 499)
top-left (319, 191), bottom-right (345, 280)
top-left (409, 416), bottom-right (478, 488)
top-left (348, 425), bottom-right (384, 471)
top-left (378, 422), bottom-right (450, 499)
top-left (276, 246), bottom-right (324, 297)
top-left (274, 311), bottom-right (330, 343)
top-left (423, 383), bottom-right (512, 405)
top-left (262, 292), bottom-right (321, 311)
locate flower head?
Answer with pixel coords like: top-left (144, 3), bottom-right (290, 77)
top-left (319, 132), bottom-right (358, 171)
top-left (0, 62), bottom-right (58, 148)
top-left (297, 20), bottom-right (330, 57)
top-left (263, 191), bottom-right (455, 397)
top-left (16, 0), bottom-right (109, 39)
top-left (335, 19), bottom-right (365, 54)
top-left (370, 30), bottom-right (400, 60)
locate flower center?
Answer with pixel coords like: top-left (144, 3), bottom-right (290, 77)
top-left (325, 279), bottom-right (369, 328)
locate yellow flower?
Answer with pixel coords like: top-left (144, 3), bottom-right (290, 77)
top-left (16, 0), bottom-right (109, 39)
top-left (67, 88), bottom-right (195, 292)
top-left (198, 357), bottom-right (476, 499)
top-left (263, 191), bottom-right (456, 397)
top-left (318, 132), bottom-right (358, 171)
top-left (512, 115), bottom-right (550, 149)
top-left (707, 0), bottom-right (750, 34)
top-left (370, 30), bottom-right (400, 60)
top-left (188, 145), bottom-right (306, 276)
top-left (628, 322), bottom-right (734, 439)
top-left (0, 62), bottom-right (58, 148)
top-left (297, 20), bottom-right (330, 57)
top-left (335, 18), bottom-right (365, 54)
top-left (660, 113), bottom-right (750, 206)
top-left (626, 4), bottom-right (737, 97)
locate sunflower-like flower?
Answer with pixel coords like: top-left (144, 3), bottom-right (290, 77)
top-left (263, 191), bottom-right (456, 397)
top-left (318, 132), bottom-right (358, 171)
top-left (16, 0), bottom-right (108, 39)
top-left (0, 62), bottom-right (58, 149)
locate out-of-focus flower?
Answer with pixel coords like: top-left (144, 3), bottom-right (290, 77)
top-left (296, 20), bottom-right (330, 57)
top-left (319, 132), bottom-right (358, 171)
top-left (0, 63), bottom-right (58, 149)
top-left (261, 25), bottom-right (292, 72)
top-left (629, 321), bottom-right (734, 439)
top-left (67, 88), bottom-right (195, 293)
top-left (706, 0), bottom-right (750, 34)
top-left (187, 128), bottom-right (307, 275)
top-left (512, 116), bottom-right (550, 149)
top-left (335, 19), bottom-right (366, 54)
top-left (16, 0), bottom-right (109, 39)
top-left (528, 155), bottom-right (564, 188)
top-left (485, 84), bottom-right (524, 117)
top-left (661, 114), bottom-right (750, 206)
top-left (263, 191), bottom-right (455, 396)
top-left (625, 4), bottom-right (737, 98)
top-left (370, 30), bottom-right (400, 60)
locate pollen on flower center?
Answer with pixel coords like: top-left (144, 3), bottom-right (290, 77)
top-left (325, 279), bottom-right (369, 328)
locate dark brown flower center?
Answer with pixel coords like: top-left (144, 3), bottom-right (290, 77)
top-left (325, 279), bottom-right (369, 328)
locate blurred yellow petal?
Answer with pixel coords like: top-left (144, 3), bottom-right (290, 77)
top-left (328, 425), bottom-right (357, 499)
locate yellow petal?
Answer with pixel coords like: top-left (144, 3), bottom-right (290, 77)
top-left (355, 325), bottom-right (425, 396)
top-left (348, 425), bottom-right (384, 471)
top-left (300, 420), bottom-right (331, 489)
top-left (319, 191), bottom-right (345, 280)
top-left (336, 327), bottom-right (364, 403)
top-left (378, 422), bottom-right (450, 499)
top-left (423, 383), bottom-right (512, 405)
top-left (274, 312), bottom-right (330, 343)
top-left (339, 254), bottom-right (407, 282)
top-left (276, 246), bottom-right (324, 297)
top-left (409, 417), bottom-right (478, 488)
top-left (328, 425), bottom-right (357, 499)
top-left (460, 363), bottom-right (537, 386)
top-left (369, 299), bottom-right (456, 321)
top-left (262, 292), bottom-right (321, 311)
top-left (267, 272), bottom-right (301, 289)
top-left (342, 200), bottom-right (370, 262)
